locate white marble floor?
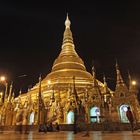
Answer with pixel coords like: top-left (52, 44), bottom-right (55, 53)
top-left (0, 131), bottom-right (140, 140)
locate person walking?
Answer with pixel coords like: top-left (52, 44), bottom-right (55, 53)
top-left (126, 107), bottom-right (135, 132)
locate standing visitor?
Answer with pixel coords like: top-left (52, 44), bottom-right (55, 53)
top-left (126, 107), bottom-right (135, 132)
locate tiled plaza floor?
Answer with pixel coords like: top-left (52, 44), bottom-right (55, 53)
top-left (0, 131), bottom-right (140, 140)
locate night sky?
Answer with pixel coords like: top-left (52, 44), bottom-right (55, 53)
top-left (0, 1), bottom-right (140, 95)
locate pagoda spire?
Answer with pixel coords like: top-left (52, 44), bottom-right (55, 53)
top-left (116, 61), bottom-right (128, 91)
top-left (11, 91), bottom-right (15, 102)
top-left (39, 74), bottom-right (42, 95)
top-left (28, 87), bottom-right (31, 92)
top-left (18, 89), bottom-right (22, 105)
top-left (4, 82), bottom-right (8, 101)
top-left (38, 74), bottom-right (44, 109)
top-left (92, 65), bottom-right (96, 79)
top-left (65, 13), bottom-right (71, 29)
top-left (103, 75), bottom-right (106, 85)
top-left (103, 75), bottom-right (109, 93)
top-left (62, 13), bottom-right (74, 47)
top-left (38, 74), bottom-right (45, 126)
top-left (38, 74), bottom-right (42, 126)
top-left (91, 65), bottom-right (102, 101)
top-left (115, 60), bottom-right (127, 90)
top-left (92, 65), bottom-right (98, 87)
top-left (19, 89), bottom-right (22, 96)
top-left (8, 82), bottom-right (13, 102)
top-left (72, 76), bottom-right (78, 100)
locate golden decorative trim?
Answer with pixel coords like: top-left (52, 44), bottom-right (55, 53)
top-left (52, 61), bottom-right (86, 69)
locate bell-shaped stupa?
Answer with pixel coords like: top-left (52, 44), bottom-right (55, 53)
top-left (43, 14), bottom-right (93, 87)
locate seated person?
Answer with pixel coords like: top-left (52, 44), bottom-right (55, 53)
top-left (47, 122), bottom-right (53, 132)
top-left (39, 124), bottom-right (44, 132)
top-left (54, 122), bottom-right (60, 131)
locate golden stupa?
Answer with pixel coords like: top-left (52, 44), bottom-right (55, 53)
top-left (18, 14), bottom-right (104, 124)
top-left (28, 14), bottom-right (96, 99)
top-left (42, 15), bottom-right (93, 88)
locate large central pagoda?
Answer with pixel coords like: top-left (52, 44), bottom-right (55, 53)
top-left (28, 14), bottom-right (98, 99)
top-left (42, 15), bottom-right (93, 88)
top-left (21, 14), bottom-right (104, 124)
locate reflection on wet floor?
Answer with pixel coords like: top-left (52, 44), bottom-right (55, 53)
top-left (67, 132), bottom-right (74, 140)
top-left (0, 131), bottom-right (140, 140)
top-left (122, 132), bottom-right (133, 140)
top-left (92, 132), bottom-right (102, 140)
top-left (28, 132), bottom-right (33, 140)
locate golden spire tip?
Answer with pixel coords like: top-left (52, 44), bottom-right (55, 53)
top-left (65, 13), bottom-right (71, 28)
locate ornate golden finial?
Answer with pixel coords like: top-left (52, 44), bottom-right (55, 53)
top-left (28, 87), bottom-right (30, 92)
top-left (115, 59), bottom-right (119, 69)
top-left (39, 74), bottom-right (42, 82)
top-left (92, 65), bottom-right (97, 87)
top-left (103, 74), bottom-right (106, 84)
top-left (19, 89), bottom-right (22, 96)
top-left (11, 91), bottom-right (15, 102)
top-left (65, 13), bottom-right (71, 29)
top-left (92, 65), bottom-right (96, 78)
top-left (8, 81), bottom-right (13, 101)
top-left (103, 74), bottom-right (107, 87)
top-left (103, 74), bottom-right (110, 94)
